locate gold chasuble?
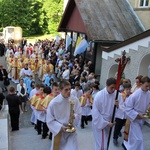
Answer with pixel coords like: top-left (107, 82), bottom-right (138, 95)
top-left (41, 93), bottom-right (54, 109)
top-left (29, 93), bottom-right (40, 106)
top-left (12, 60), bottom-right (19, 80)
top-left (79, 94), bottom-right (93, 107)
top-left (34, 95), bottom-right (45, 111)
top-left (121, 91), bottom-right (132, 141)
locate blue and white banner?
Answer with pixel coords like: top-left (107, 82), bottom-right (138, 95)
top-left (65, 35), bottom-right (72, 51)
top-left (74, 39), bottom-right (89, 56)
top-left (55, 35), bottom-right (60, 43)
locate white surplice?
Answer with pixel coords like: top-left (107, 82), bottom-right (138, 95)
top-left (92, 88), bottom-right (121, 150)
top-left (71, 89), bottom-right (83, 99)
top-left (115, 96), bottom-right (128, 120)
top-left (35, 110), bottom-right (46, 122)
top-left (29, 89), bottom-right (39, 124)
top-left (29, 89), bottom-right (38, 99)
top-left (20, 68), bottom-right (33, 78)
top-left (82, 99), bottom-right (92, 116)
top-left (124, 89), bottom-right (150, 150)
top-left (46, 93), bottom-right (81, 150)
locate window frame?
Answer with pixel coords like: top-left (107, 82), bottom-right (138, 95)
top-left (138, 0), bottom-right (149, 8)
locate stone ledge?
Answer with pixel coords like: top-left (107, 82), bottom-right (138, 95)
top-left (0, 105), bottom-right (9, 150)
top-left (0, 105), bottom-right (8, 119)
top-left (145, 119), bottom-right (150, 128)
top-left (0, 119), bottom-right (8, 150)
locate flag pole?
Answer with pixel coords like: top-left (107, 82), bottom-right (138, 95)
top-left (107, 50), bottom-right (130, 150)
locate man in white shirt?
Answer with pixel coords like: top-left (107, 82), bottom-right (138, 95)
top-left (113, 83), bottom-right (131, 145)
top-left (29, 83), bottom-right (40, 98)
top-left (124, 76), bottom-right (150, 150)
top-left (29, 83), bottom-right (40, 124)
top-left (92, 78), bottom-right (121, 150)
top-left (71, 82), bottom-right (83, 99)
top-left (30, 50), bottom-right (36, 58)
top-left (46, 80), bottom-right (81, 150)
top-left (62, 66), bottom-right (70, 81)
top-left (5, 47), bottom-right (14, 58)
top-left (20, 63), bottom-right (33, 79)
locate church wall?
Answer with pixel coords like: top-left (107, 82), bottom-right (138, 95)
top-left (100, 42), bottom-right (150, 89)
top-left (100, 55), bottom-right (118, 89)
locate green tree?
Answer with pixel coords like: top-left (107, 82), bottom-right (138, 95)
top-left (42, 0), bottom-right (63, 34)
top-left (0, 0), bottom-right (48, 36)
top-left (0, 0), bottom-right (63, 36)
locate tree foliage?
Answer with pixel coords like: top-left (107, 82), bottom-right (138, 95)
top-left (42, 0), bottom-right (63, 34)
top-left (0, 0), bottom-right (63, 36)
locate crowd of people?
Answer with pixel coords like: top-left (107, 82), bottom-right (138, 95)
top-left (0, 37), bottom-right (150, 150)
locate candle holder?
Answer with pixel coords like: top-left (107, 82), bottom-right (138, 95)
top-left (144, 105), bottom-right (150, 118)
top-left (66, 100), bottom-right (76, 133)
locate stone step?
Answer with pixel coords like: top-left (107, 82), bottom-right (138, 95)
top-left (9, 122), bottom-right (150, 150)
